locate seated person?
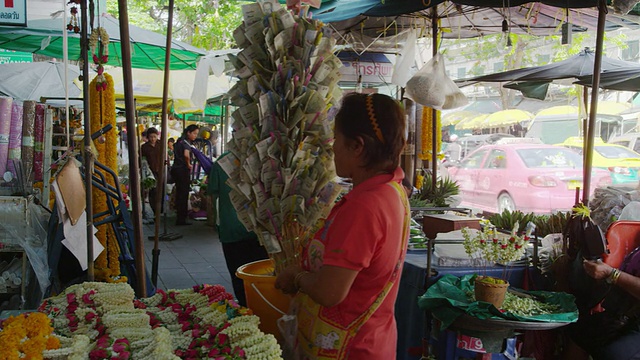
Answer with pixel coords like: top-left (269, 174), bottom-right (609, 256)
top-left (566, 246), bottom-right (640, 360)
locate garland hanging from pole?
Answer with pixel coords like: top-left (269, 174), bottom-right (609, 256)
top-left (90, 72), bottom-right (124, 283)
top-left (419, 106), bottom-right (442, 161)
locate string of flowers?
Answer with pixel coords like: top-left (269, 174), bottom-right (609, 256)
top-left (89, 27), bottom-right (110, 91)
top-left (462, 220), bottom-right (532, 280)
top-left (89, 72), bottom-right (123, 283)
top-left (66, 1), bottom-right (80, 34)
top-left (0, 312), bottom-right (61, 359)
top-left (419, 106), bottom-right (443, 161)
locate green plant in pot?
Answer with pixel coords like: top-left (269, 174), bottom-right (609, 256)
top-left (462, 220), bottom-right (532, 308)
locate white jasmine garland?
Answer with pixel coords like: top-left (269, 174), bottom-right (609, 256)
top-left (103, 310), bottom-right (150, 329)
top-left (109, 327), bottom-right (153, 341)
top-left (243, 334), bottom-right (282, 360)
top-left (221, 321), bottom-right (260, 342)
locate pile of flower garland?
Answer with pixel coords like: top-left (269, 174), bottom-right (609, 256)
top-left (0, 312), bottom-right (61, 359)
top-left (36, 282), bottom-right (282, 359)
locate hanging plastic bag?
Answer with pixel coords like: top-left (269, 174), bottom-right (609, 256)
top-left (405, 53), bottom-right (468, 110)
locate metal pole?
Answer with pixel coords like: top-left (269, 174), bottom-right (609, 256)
top-left (117, 0), bottom-right (146, 297)
top-left (152, 0), bottom-right (175, 288)
top-left (81, 0), bottom-right (94, 281)
top-left (583, 1), bottom-right (607, 206)
top-left (431, 8), bottom-right (438, 188)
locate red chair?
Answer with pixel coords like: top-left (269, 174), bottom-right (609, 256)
top-left (603, 221), bottom-right (640, 268)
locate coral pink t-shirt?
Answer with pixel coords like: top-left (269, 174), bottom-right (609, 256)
top-left (302, 167), bottom-right (408, 359)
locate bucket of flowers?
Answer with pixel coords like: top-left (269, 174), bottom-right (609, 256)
top-left (462, 220), bottom-right (532, 308)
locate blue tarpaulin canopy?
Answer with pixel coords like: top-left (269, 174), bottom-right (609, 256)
top-left (313, 1), bottom-right (640, 39)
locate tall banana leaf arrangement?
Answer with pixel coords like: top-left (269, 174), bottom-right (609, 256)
top-left (220, 1), bottom-right (344, 274)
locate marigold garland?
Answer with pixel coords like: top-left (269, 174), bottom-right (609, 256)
top-left (0, 312), bottom-right (60, 359)
top-left (418, 106), bottom-right (442, 162)
top-left (89, 72), bottom-right (123, 282)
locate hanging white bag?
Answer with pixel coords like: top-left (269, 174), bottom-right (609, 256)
top-left (405, 53), bottom-right (468, 110)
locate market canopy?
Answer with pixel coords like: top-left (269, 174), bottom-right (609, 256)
top-left (76, 67), bottom-right (233, 114)
top-left (314, 1), bottom-right (640, 41)
top-left (0, 13), bottom-right (206, 70)
top-left (456, 48), bottom-right (640, 99)
top-left (575, 67), bottom-right (640, 91)
top-left (0, 61), bottom-right (82, 104)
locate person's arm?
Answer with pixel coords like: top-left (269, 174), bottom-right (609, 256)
top-left (275, 265), bottom-right (358, 307)
top-left (184, 147), bottom-right (192, 170)
top-left (583, 260), bottom-right (640, 300)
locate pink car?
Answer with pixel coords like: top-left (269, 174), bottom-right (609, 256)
top-left (447, 143), bottom-right (612, 214)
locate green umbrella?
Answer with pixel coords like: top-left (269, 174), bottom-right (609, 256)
top-left (0, 13), bottom-right (205, 70)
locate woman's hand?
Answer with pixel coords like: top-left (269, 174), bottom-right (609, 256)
top-left (583, 259), bottom-right (614, 280)
top-left (275, 265), bottom-right (303, 295)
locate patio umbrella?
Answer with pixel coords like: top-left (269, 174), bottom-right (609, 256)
top-left (575, 66), bottom-right (640, 91)
top-left (483, 109), bottom-right (534, 127)
top-left (0, 13), bottom-right (205, 70)
top-left (456, 114), bottom-right (489, 130)
top-left (457, 48), bottom-right (639, 99)
top-left (441, 110), bottom-right (480, 126)
top-left (0, 61), bottom-right (82, 102)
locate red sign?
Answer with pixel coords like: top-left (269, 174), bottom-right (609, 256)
top-left (456, 333), bottom-right (486, 353)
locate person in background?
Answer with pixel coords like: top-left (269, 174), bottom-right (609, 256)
top-left (141, 127), bottom-right (164, 216)
top-left (445, 134), bottom-right (462, 162)
top-left (208, 151), bottom-right (269, 306)
top-left (171, 125), bottom-right (199, 226)
top-left (275, 93), bottom-right (409, 359)
top-left (167, 138), bottom-right (175, 164)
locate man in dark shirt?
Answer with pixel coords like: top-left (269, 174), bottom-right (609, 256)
top-left (208, 152), bottom-right (268, 305)
top-left (140, 127), bottom-right (164, 216)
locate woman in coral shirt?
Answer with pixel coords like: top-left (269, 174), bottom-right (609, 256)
top-left (276, 93), bottom-right (409, 359)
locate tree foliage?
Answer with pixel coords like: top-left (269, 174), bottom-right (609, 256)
top-left (107, 0), bottom-right (246, 50)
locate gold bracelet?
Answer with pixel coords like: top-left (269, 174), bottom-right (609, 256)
top-left (294, 271), bottom-right (309, 292)
top-left (611, 269), bottom-right (622, 285)
top-left (606, 268), bottom-right (621, 285)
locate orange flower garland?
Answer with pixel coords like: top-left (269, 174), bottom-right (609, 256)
top-left (89, 72), bottom-right (124, 283)
top-left (0, 312), bottom-right (60, 359)
top-left (418, 106), bottom-right (442, 161)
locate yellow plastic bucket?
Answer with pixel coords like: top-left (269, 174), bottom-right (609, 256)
top-left (236, 259), bottom-right (292, 337)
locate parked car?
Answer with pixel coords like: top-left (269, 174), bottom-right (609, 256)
top-left (557, 137), bottom-right (640, 185)
top-left (447, 143), bottom-right (612, 214)
top-left (608, 132), bottom-right (640, 153)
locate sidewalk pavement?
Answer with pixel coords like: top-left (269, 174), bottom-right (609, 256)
top-left (139, 215), bottom-right (236, 298)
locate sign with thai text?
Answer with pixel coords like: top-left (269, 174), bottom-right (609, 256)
top-left (0, 0), bottom-right (26, 26)
top-left (339, 60), bottom-right (394, 84)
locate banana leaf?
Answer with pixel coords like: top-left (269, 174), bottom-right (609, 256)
top-left (418, 274), bottom-right (578, 330)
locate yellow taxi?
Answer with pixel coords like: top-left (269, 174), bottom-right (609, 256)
top-left (557, 137), bottom-right (640, 184)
